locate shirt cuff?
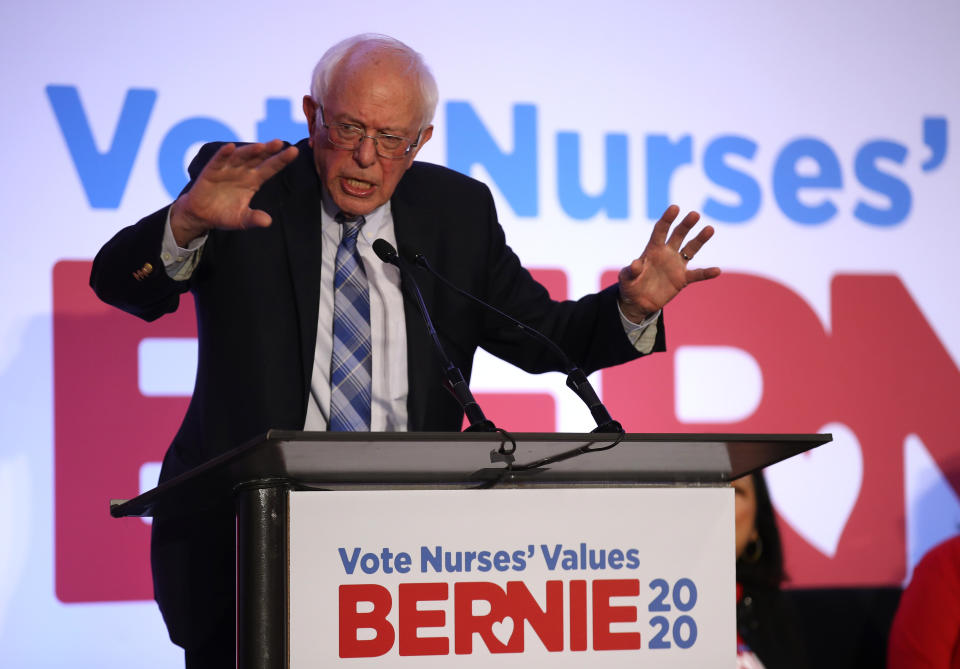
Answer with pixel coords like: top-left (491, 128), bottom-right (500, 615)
top-left (618, 304), bottom-right (661, 354)
top-left (161, 207), bottom-right (206, 281)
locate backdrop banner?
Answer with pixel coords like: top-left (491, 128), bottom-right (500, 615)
top-left (2, 1), bottom-right (958, 665)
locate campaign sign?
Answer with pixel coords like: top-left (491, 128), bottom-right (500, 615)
top-left (289, 488), bottom-right (733, 667)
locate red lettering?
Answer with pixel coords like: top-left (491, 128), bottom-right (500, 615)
top-left (569, 579), bottom-right (588, 651)
top-left (335, 579), bottom-right (653, 656)
top-left (530, 268), bottom-right (569, 302)
top-left (53, 261), bottom-right (193, 602)
top-left (398, 582), bottom-right (448, 656)
top-left (591, 579), bottom-right (642, 650)
top-left (600, 272), bottom-right (960, 586)
top-left (339, 584), bottom-right (395, 658)
top-left (463, 392), bottom-right (556, 431)
top-left (454, 581), bottom-right (515, 654)
top-left (505, 581), bottom-right (564, 652)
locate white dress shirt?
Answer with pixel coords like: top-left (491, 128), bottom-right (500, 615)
top-left (301, 193), bottom-right (408, 431)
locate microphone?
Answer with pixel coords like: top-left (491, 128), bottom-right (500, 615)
top-left (411, 250), bottom-right (623, 434)
top-left (372, 239), bottom-right (496, 433)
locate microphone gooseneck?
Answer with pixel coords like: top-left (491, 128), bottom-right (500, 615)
top-left (413, 251), bottom-right (623, 434)
top-left (372, 239), bottom-right (496, 433)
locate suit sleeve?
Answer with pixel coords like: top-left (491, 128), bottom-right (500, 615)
top-left (476, 186), bottom-right (664, 376)
top-left (89, 142), bottom-right (225, 321)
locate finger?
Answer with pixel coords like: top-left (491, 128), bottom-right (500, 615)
top-left (685, 266), bottom-right (722, 283)
top-left (260, 138), bottom-right (286, 152)
top-left (204, 143), bottom-right (238, 171)
top-left (619, 257), bottom-right (645, 283)
top-left (255, 145), bottom-right (299, 182)
top-left (665, 210), bottom-right (701, 250)
top-left (679, 225), bottom-right (715, 259)
top-left (227, 141), bottom-right (284, 167)
top-left (649, 204), bottom-right (680, 246)
top-left (253, 138), bottom-right (290, 158)
top-left (244, 209), bottom-right (274, 229)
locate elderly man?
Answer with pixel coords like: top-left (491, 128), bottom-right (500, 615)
top-left (91, 33), bottom-right (718, 667)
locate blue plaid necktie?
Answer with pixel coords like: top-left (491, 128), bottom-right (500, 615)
top-left (329, 213), bottom-right (372, 431)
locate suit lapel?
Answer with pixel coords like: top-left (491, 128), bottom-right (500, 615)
top-left (280, 140), bottom-right (326, 410)
top-left (392, 168), bottom-right (444, 431)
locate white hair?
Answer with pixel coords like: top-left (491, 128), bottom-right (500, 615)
top-left (309, 33), bottom-right (439, 128)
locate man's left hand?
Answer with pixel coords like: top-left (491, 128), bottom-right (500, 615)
top-left (618, 204), bottom-right (721, 323)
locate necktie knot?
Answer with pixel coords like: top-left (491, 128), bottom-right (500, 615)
top-left (335, 213), bottom-right (365, 242)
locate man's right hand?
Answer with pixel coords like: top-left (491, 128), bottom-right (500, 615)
top-left (169, 139), bottom-right (299, 246)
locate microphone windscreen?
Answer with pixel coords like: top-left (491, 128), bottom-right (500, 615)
top-left (372, 238), bottom-right (399, 265)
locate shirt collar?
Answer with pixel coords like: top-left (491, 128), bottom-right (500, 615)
top-left (320, 187), bottom-right (390, 244)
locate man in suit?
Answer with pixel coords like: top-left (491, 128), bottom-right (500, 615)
top-left (91, 33), bottom-right (719, 667)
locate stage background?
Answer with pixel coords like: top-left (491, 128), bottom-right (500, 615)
top-left (1, 0), bottom-right (957, 665)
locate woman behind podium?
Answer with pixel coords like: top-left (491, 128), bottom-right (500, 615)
top-left (735, 471), bottom-right (809, 668)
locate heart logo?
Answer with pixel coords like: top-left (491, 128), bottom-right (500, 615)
top-left (491, 617), bottom-right (514, 646)
top-left (765, 422), bottom-right (863, 557)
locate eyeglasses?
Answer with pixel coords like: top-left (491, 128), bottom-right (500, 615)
top-left (318, 104), bottom-right (423, 159)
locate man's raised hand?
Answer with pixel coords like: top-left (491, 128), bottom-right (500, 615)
top-left (169, 139), bottom-right (299, 246)
top-left (618, 205), bottom-right (721, 323)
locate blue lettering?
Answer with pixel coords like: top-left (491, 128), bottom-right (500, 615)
top-left (395, 552), bottom-right (412, 573)
top-left (922, 116), bottom-right (947, 171)
top-left (646, 134), bottom-right (693, 219)
top-left (46, 85), bottom-right (156, 209)
top-left (421, 545), bottom-right (443, 573)
top-left (772, 137), bottom-right (842, 224)
top-left (854, 140), bottom-right (911, 226)
top-left (257, 97), bottom-right (309, 143)
top-left (702, 135), bottom-right (761, 223)
top-left (540, 544), bottom-right (562, 570)
top-left (338, 547), bottom-right (361, 574)
top-left (49, 84), bottom-right (942, 231)
top-left (360, 552), bottom-right (380, 574)
top-left (557, 132), bottom-right (628, 219)
top-left (158, 117), bottom-right (239, 197)
top-left (446, 101), bottom-right (538, 216)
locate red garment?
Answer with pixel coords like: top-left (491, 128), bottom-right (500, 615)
top-left (888, 535), bottom-right (960, 668)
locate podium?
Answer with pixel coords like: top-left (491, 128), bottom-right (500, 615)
top-left (111, 431), bottom-right (829, 667)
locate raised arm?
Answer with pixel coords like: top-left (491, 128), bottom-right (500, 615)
top-left (90, 139), bottom-right (299, 321)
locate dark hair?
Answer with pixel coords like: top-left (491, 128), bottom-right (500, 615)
top-left (736, 470), bottom-right (787, 589)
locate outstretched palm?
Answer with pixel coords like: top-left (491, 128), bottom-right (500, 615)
top-left (618, 205), bottom-right (721, 322)
top-left (170, 139), bottom-right (299, 245)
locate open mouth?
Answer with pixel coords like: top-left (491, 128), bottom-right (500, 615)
top-left (341, 177), bottom-right (376, 197)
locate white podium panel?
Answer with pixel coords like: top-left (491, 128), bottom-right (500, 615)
top-left (289, 488), bottom-right (734, 667)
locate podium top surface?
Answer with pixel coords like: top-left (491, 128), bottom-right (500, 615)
top-left (111, 430), bottom-right (830, 519)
